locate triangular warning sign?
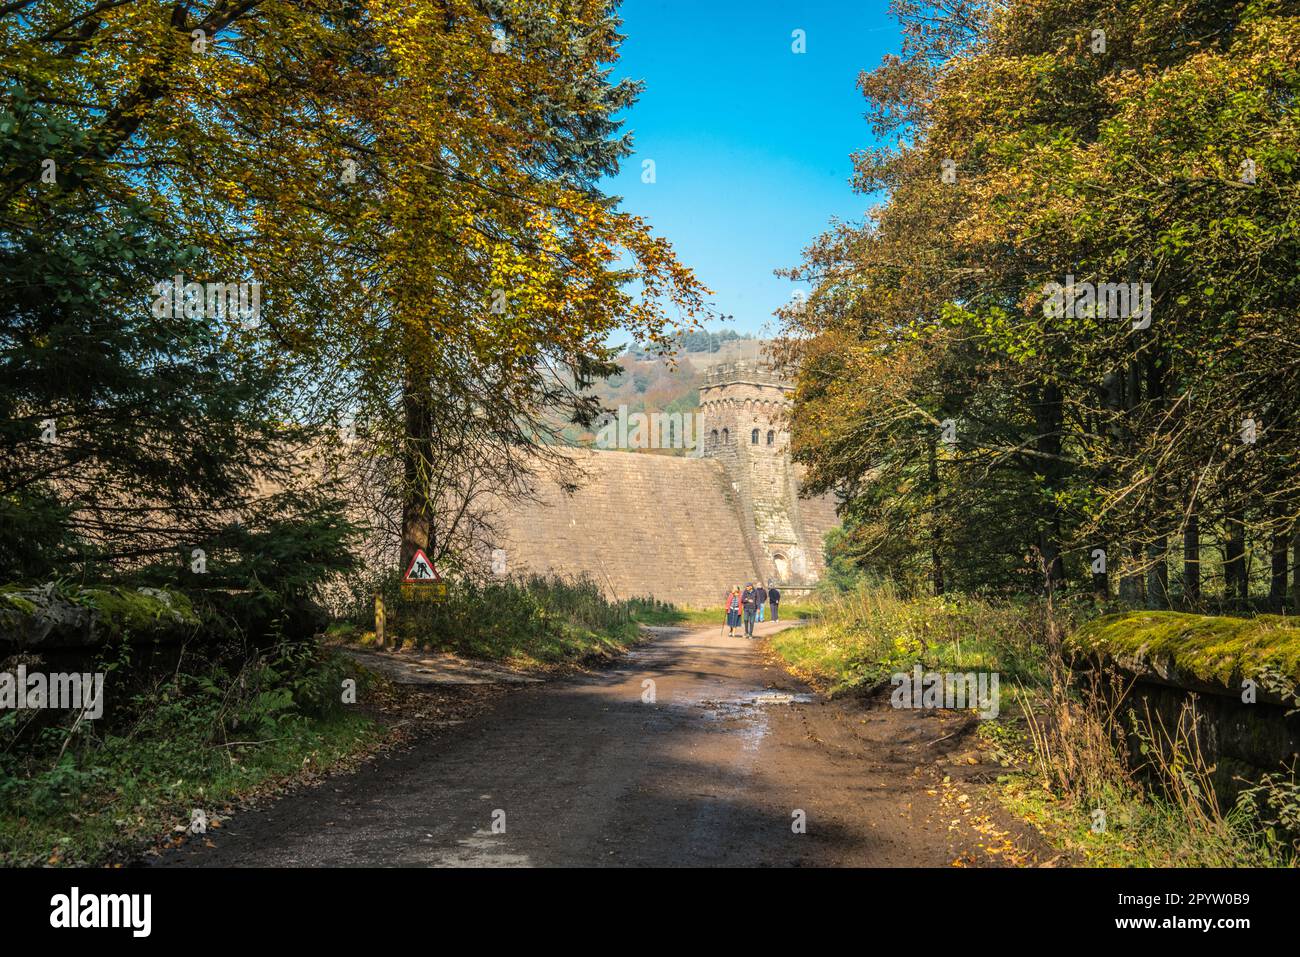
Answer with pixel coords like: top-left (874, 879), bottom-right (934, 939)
top-left (403, 548), bottom-right (440, 582)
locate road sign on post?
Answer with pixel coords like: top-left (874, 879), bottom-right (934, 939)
top-left (400, 548), bottom-right (448, 602)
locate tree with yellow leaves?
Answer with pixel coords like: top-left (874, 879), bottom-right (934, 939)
top-left (3, 0), bottom-right (706, 578)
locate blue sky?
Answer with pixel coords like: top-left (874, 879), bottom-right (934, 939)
top-left (605, 0), bottom-right (900, 338)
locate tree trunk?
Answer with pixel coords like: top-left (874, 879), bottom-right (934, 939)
top-left (1293, 529), bottom-right (1300, 612)
top-left (928, 435), bottom-right (944, 597)
top-left (1033, 382), bottom-right (1066, 590)
top-left (1183, 512), bottom-right (1200, 603)
top-left (1224, 512), bottom-right (1247, 605)
top-left (1119, 543), bottom-right (1144, 604)
top-left (1270, 525), bottom-right (1289, 610)
top-left (1141, 353), bottom-right (1171, 609)
top-left (1146, 537), bottom-right (1169, 608)
top-left (1092, 544), bottom-right (1109, 601)
top-left (400, 373), bottom-right (434, 574)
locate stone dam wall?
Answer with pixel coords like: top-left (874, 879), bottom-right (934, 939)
top-left (488, 448), bottom-right (837, 609)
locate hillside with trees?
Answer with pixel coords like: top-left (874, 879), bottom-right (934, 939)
top-left (558, 331), bottom-right (764, 450)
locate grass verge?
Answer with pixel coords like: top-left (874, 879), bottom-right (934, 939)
top-left (638, 603), bottom-right (821, 630)
top-left (768, 582), bottom-right (1298, 867)
top-left (769, 584), bottom-right (1045, 693)
top-left (0, 645), bottom-right (384, 867)
top-left (334, 575), bottom-right (751, 669)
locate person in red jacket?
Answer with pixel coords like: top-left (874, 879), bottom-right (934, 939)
top-left (723, 586), bottom-right (742, 637)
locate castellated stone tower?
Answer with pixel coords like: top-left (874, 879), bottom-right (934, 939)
top-left (484, 357), bottom-right (839, 607)
top-left (699, 361), bottom-right (834, 594)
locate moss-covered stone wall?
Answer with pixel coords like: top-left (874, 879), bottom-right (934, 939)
top-left (0, 583), bottom-right (200, 650)
top-left (1068, 611), bottom-right (1300, 803)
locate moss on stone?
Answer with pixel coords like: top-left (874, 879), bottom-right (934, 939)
top-left (79, 586), bottom-right (200, 634)
top-left (0, 585), bottom-right (38, 617)
top-left (1068, 610), bottom-right (1300, 688)
top-left (0, 583), bottom-right (200, 647)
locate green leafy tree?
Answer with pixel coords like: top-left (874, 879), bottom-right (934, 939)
top-left (782, 0), bottom-right (1300, 607)
top-left (0, 87), bottom-right (354, 599)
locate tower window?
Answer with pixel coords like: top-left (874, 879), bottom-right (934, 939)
top-left (766, 430), bottom-right (775, 445)
top-left (751, 428), bottom-right (759, 444)
top-left (721, 428), bottom-right (729, 444)
top-left (710, 429), bottom-right (719, 444)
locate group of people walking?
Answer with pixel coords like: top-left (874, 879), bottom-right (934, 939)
top-left (723, 582), bottom-right (781, 638)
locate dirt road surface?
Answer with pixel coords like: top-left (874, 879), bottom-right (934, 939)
top-left (156, 620), bottom-right (1046, 867)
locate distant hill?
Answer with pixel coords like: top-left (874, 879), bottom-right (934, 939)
top-left (555, 334), bottom-right (771, 453)
top-left (625, 329), bottom-right (756, 360)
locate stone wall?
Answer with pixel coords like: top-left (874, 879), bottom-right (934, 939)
top-left (488, 449), bottom-right (767, 608)
top-left (1068, 611), bottom-right (1300, 806)
top-left (1111, 678), bottom-right (1300, 806)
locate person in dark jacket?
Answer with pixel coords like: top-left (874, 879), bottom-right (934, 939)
top-left (740, 583), bottom-right (759, 638)
top-left (768, 586), bottom-right (781, 621)
top-left (754, 584), bottom-right (768, 623)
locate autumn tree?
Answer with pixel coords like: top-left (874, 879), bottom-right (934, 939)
top-left (781, 0), bottom-right (1300, 606)
top-left (2, 0), bottom-right (705, 586)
